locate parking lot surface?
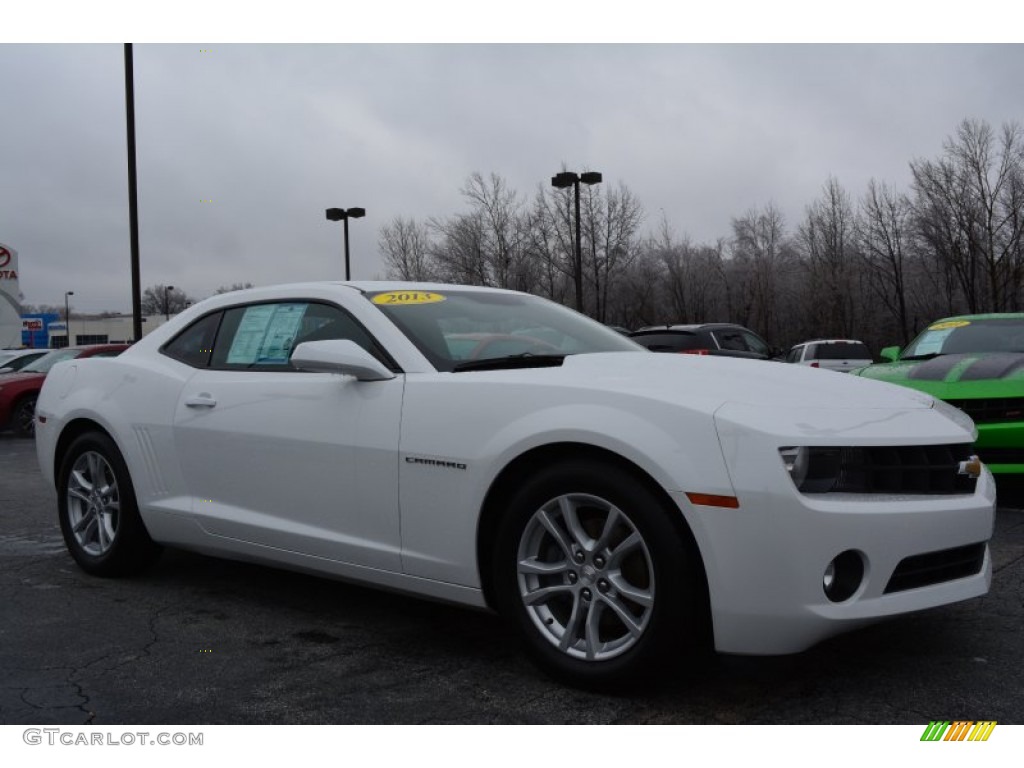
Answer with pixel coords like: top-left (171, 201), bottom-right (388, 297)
top-left (1, 433), bottom-right (1022, 724)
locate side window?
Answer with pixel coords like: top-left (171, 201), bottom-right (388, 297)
top-left (162, 312), bottom-right (223, 368)
top-left (786, 347), bottom-right (802, 363)
top-left (716, 330), bottom-right (747, 352)
top-left (210, 301), bottom-right (385, 371)
top-left (740, 331), bottom-right (770, 356)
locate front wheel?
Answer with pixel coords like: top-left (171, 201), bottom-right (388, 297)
top-left (57, 431), bottom-right (161, 576)
top-left (492, 460), bottom-right (708, 689)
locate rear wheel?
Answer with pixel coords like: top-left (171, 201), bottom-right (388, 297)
top-left (12, 395), bottom-right (37, 438)
top-left (57, 432), bottom-right (161, 576)
top-left (493, 460), bottom-right (708, 689)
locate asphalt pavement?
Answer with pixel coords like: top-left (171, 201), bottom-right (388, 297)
top-left (1, 432), bottom-right (1022, 724)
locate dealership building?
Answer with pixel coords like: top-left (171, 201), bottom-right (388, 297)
top-left (18, 313), bottom-right (174, 349)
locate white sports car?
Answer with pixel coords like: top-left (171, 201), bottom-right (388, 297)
top-left (36, 282), bottom-right (995, 687)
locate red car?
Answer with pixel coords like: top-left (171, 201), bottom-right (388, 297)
top-left (0, 344), bottom-right (130, 438)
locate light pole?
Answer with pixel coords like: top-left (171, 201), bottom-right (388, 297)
top-left (163, 285), bottom-right (174, 321)
top-left (325, 207), bottom-right (366, 280)
top-left (64, 291), bottom-right (74, 348)
top-left (551, 171), bottom-right (602, 313)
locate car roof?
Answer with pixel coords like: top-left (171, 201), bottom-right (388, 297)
top-left (928, 313), bottom-right (1024, 323)
top-left (793, 339), bottom-right (868, 346)
top-left (633, 323), bottom-right (749, 332)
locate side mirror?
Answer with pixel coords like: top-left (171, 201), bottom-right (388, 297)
top-left (880, 346), bottom-right (901, 362)
top-left (291, 340), bottom-right (396, 381)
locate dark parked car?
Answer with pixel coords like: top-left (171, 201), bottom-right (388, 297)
top-left (630, 323), bottom-right (775, 360)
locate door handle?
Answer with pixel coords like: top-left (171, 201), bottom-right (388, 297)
top-left (185, 394), bottom-right (217, 408)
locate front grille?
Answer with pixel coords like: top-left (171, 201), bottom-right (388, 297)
top-left (803, 444), bottom-right (977, 494)
top-left (885, 543), bottom-right (986, 593)
top-left (946, 397), bottom-right (1024, 424)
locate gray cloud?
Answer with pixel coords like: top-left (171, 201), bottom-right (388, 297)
top-left (2, 43), bottom-right (1023, 312)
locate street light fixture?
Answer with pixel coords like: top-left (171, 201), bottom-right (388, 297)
top-left (325, 207), bottom-right (367, 281)
top-left (551, 171), bottom-right (602, 312)
top-left (64, 291), bottom-right (74, 348)
top-left (164, 285), bottom-right (174, 321)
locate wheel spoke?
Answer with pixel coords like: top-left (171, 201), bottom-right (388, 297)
top-left (583, 600), bottom-right (603, 660)
top-left (607, 531), bottom-right (642, 568)
top-left (518, 557), bottom-right (570, 576)
top-left (72, 508), bottom-right (96, 534)
top-left (593, 505), bottom-right (623, 552)
top-left (71, 469), bottom-right (93, 493)
top-left (608, 573), bottom-right (654, 608)
top-left (68, 487), bottom-right (91, 505)
top-left (600, 593), bottom-right (645, 638)
top-left (97, 514), bottom-right (109, 550)
top-left (537, 509), bottom-right (574, 560)
top-left (558, 496), bottom-right (592, 551)
top-left (88, 453), bottom-right (106, 491)
top-left (522, 583), bottom-right (573, 606)
top-left (80, 516), bottom-right (99, 547)
top-left (558, 595), bottom-right (586, 651)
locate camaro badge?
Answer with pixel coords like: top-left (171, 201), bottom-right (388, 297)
top-left (405, 456), bottom-right (467, 470)
top-left (957, 455), bottom-right (983, 479)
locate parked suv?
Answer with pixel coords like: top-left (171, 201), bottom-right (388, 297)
top-left (630, 323), bottom-right (775, 360)
top-left (785, 339), bottom-right (872, 372)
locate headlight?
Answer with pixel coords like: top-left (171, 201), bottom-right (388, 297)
top-left (778, 446), bottom-right (810, 488)
top-left (778, 446), bottom-right (844, 492)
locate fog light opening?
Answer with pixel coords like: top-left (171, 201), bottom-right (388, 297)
top-left (823, 550), bottom-right (864, 603)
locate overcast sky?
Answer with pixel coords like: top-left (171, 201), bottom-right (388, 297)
top-left (2, 9), bottom-right (1024, 313)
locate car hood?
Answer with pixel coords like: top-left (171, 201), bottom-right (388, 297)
top-left (853, 353), bottom-right (1024, 399)
top-left (549, 352), bottom-right (937, 412)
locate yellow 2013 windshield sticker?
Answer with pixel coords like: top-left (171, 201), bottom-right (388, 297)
top-left (371, 291), bottom-right (446, 306)
top-left (928, 320), bottom-right (970, 331)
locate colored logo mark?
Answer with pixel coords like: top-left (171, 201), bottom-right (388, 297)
top-left (920, 721), bottom-right (997, 741)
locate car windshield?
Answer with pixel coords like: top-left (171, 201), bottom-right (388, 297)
top-left (20, 348), bottom-right (80, 374)
top-left (901, 318), bottom-right (1024, 359)
top-left (366, 289), bottom-right (641, 372)
top-left (813, 342), bottom-right (871, 360)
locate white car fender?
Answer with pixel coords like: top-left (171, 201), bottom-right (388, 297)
top-left (397, 376), bottom-right (733, 587)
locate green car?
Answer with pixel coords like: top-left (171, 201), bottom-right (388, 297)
top-left (852, 313), bottom-right (1024, 476)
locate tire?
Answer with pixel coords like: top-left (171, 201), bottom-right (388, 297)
top-left (492, 459), bottom-right (709, 689)
top-left (57, 432), bottom-right (161, 576)
top-left (12, 395), bottom-right (37, 438)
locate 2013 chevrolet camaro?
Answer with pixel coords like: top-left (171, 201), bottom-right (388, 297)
top-left (35, 283), bottom-right (995, 687)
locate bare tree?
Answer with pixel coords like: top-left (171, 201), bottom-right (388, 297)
top-left (580, 182), bottom-right (645, 322)
top-left (798, 177), bottom-right (860, 338)
top-left (141, 285), bottom-right (192, 316)
top-left (379, 217), bottom-right (435, 281)
top-left (858, 179), bottom-right (914, 344)
top-left (729, 203), bottom-right (793, 341)
top-left (425, 173), bottom-right (534, 290)
top-left (910, 119), bottom-right (1024, 312)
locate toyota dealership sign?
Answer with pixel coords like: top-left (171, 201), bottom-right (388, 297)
top-left (0, 242), bottom-right (22, 347)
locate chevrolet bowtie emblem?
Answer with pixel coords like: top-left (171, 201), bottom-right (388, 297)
top-left (958, 455), bottom-right (983, 479)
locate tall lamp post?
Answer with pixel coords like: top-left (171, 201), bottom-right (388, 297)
top-left (325, 207), bottom-right (366, 280)
top-left (551, 171), bottom-right (602, 312)
top-left (64, 291), bottom-right (74, 348)
top-left (163, 285), bottom-right (174, 321)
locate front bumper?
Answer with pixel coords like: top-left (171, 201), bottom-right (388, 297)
top-left (689, 402), bottom-right (996, 655)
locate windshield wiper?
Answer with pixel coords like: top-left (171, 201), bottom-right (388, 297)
top-left (900, 353), bottom-right (944, 361)
top-left (452, 353), bottom-right (567, 372)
